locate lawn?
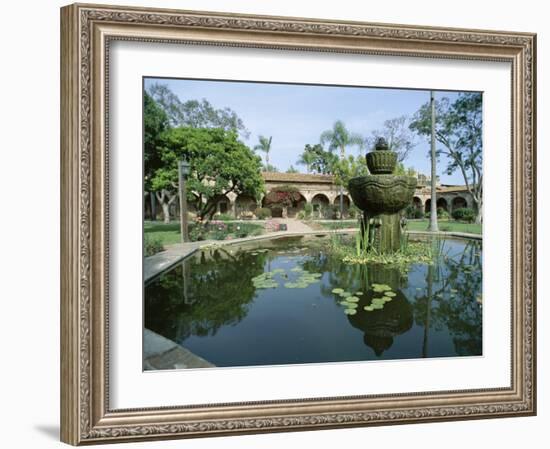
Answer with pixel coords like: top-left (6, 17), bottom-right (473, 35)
top-left (144, 222), bottom-right (183, 246)
top-left (144, 220), bottom-right (265, 247)
top-left (309, 220), bottom-right (360, 230)
top-left (308, 219), bottom-right (481, 235)
top-left (406, 219), bottom-right (481, 235)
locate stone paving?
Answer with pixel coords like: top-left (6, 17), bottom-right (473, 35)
top-left (143, 329), bottom-right (214, 370)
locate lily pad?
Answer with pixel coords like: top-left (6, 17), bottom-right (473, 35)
top-left (356, 291), bottom-right (364, 295)
top-left (344, 309), bottom-right (357, 315)
top-left (384, 291), bottom-right (397, 297)
top-left (372, 297), bottom-right (386, 305)
top-left (450, 288), bottom-right (458, 293)
top-left (345, 302), bottom-right (359, 309)
top-left (291, 267), bottom-right (304, 272)
top-left (332, 288), bottom-right (344, 294)
top-left (340, 292), bottom-right (352, 298)
top-left (346, 296), bottom-right (360, 302)
top-left (372, 303), bottom-right (384, 310)
top-left (363, 305), bottom-right (374, 312)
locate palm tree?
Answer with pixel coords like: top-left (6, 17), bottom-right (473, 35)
top-left (320, 120), bottom-right (364, 218)
top-left (254, 135), bottom-right (273, 170)
top-left (320, 120), bottom-right (364, 160)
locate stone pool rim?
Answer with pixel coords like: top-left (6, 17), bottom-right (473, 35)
top-left (144, 229), bottom-right (482, 283)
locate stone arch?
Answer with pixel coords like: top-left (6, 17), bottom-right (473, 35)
top-left (424, 199), bottom-right (431, 214)
top-left (452, 196), bottom-right (468, 211)
top-left (213, 194), bottom-right (230, 215)
top-left (235, 194), bottom-right (257, 218)
top-left (436, 197), bottom-right (448, 212)
top-left (412, 196), bottom-right (423, 210)
top-left (334, 194), bottom-right (351, 218)
top-left (311, 193), bottom-right (330, 218)
top-left (287, 193), bottom-right (307, 218)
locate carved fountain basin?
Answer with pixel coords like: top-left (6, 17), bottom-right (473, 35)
top-left (348, 175), bottom-right (417, 215)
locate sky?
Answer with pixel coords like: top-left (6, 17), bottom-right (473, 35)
top-left (144, 77), bottom-right (478, 185)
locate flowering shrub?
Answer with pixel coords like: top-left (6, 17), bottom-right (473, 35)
top-left (264, 185), bottom-right (302, 207)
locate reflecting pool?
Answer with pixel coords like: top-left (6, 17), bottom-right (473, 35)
top-left (144, 236), bottom-right (482, 368)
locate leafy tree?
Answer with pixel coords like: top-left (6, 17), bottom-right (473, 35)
top-left (297, 145), bottom-right (316, 173)
top-left (298, 144), bottom-right (338, 175)
top-left (155, 127), bottom-right (264, 222)
top-left (144, 92), bottom-right (169, 191)
top-left (147, 83), bottom-right (250, 138)
top-left (254, 135), bottom-right (273, 170)
top-left (365, 115), bottom-right (416, 162)
top-left (332, 155), bottom-right (369, 188)
top-left (410, 93), bottom-right (483, 223)
top-left (263, 163), bottom-right (279, 172)
top-left (394, 163), bottom-right (417, 177)
top-left (286, 165), bottom-right (299, 173)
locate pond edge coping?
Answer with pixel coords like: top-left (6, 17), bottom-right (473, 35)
top-left (144, 228), bottom-right (481, 283)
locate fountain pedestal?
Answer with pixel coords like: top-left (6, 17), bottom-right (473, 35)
top-left (348, 138), bottom-right (416, 253)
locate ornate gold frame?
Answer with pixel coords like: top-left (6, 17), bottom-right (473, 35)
top-left (60, 3), bottom-right (537, 445)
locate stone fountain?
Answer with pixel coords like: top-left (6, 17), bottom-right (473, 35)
top-left (348, 137), bottom-right (416, 253)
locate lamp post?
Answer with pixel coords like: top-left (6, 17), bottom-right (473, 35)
top-left (178, 159), bottom-right (191, 243)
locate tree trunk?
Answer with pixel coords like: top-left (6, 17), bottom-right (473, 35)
top-left (161, 201), bottom-right (171, 223)
top-left (475, 200), bottom-right (483, 224)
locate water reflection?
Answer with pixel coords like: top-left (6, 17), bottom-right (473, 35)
top-left (144, 236), bottom-right (482, 368)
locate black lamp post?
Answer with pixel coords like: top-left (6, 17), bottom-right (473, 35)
top-left (178, 159), bottom-right (191, 243)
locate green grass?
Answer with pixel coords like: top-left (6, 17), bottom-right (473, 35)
top-left (406, 219), bottom-right (481, 235)
top-left (314, 221), bottom-right (360, 230)
top-left (144, 222), bottom-right (183, 246)
top-left (144, 220), bottom-right (265, 246)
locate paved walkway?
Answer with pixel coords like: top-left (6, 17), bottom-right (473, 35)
top-left (143, 329), bottom-right (214, 370)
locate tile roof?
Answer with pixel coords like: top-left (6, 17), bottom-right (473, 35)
top-left (262, 172), bottom-right (335, 183)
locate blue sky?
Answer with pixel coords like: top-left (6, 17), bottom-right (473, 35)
top-left (145, 77), bottom-right (477, 185)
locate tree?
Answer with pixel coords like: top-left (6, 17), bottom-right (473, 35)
top-left (147, 83), bottom-right (250, 139)
top-left (254, 135), bottom-right (273, 170)
top-left (155, 127), bottom-right (264, 222)
top-left (286, 165), bottom-right (299, 173)
top-left (320, 120), bottom-right (364, 160)
top-left (409, 93), bottom-right (483, 223)
top-left (263, 163), bottom-right (279, 172)
top-left (144, 92), bottom-right (169, 187)
top-left (297, 146), bottom-right (316, 173)
top-left (320, 120), bottom-right (364, 219)
top-left (365, 115), bottom-right (416, 162)
top-left (298, 144), bottom-right (338, 174)
top-left (332, 155), bottom-right (369, 188)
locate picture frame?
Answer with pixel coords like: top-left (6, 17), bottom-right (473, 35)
top-left (60, 2), bottom-right (536, 445)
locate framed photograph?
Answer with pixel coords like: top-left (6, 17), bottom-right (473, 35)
top-left (60, 3), bottom-right (536, 445)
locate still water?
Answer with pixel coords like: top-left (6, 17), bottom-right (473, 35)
top-left (144, 236), bottom-right (482, 368)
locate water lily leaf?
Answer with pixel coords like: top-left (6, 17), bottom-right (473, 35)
top-left (272, 268), bottom-right (285, 274)
top-left (384, 291), bottom-right (396, 297)
top-left (332, 288), bottom-right (345, 294)
top-left (346, 296), bottom-right (359, 302)
top-left (345, 302), bottom-right (359, 309)
top-left (364, 306), bottom-right (374, 312)
top-left (372, 303), bottom-right (384, 310)
top-left (340, 292), bottom-right (352, 298)
top-left (450, 288), bottom-right (458, 293)
top-left (344, 309), bottom-right (357, 315)
top-left (291, 267), bottom-right (303, 272)
top-left (372, 297), bottom-right (386, 305)
top-left (356, 291), bottom-right (363, 295)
